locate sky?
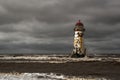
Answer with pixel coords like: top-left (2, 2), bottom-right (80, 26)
top-left (0, 0), bottom-right (120, 54)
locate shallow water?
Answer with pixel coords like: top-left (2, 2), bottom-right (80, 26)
top-left (0, 73), bottom-right (113, 80)
top-left (0, 55), bottom-right (119, 80)
top-left (0, 55), bottom-right (120, 63)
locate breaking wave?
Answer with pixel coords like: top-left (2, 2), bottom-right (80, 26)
top-left (0, 73), bottom-right (65, 80)
top-left (0, 55), bottom-right (120, 63)
top-left (0, 73), bottom-right (110, 80)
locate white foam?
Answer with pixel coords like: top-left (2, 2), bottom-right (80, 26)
top-left (0, 73), bottom-right (110, 80)
top-left (0, 55), bottom-right (120, 63)
top-left (0, 73), bottom-right (65, 80)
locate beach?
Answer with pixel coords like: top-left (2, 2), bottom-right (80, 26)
top-left (0, 55), bottom-right (120, 80)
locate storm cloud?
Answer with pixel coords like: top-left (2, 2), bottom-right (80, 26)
top-left (0, 0), bottom-right (120, 54)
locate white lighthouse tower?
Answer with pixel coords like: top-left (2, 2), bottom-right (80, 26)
top-left (71, 20), bottom-right (86, 58)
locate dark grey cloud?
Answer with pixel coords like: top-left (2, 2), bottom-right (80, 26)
top-left (0, 0), bottom-right (120, 54)
top-left (0, 42), bottom-right (72, 53)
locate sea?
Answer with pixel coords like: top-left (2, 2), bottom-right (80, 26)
top-left (0, 54), bottom-right (120, 80)
top-left (0, 73), bottom-right (111, 80)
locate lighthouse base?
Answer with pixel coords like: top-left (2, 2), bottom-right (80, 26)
top-left (70, 53), bottom-right (85, 58)
top-left (70, 48), bottom-right (86, 58)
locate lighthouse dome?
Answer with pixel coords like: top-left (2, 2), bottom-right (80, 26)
top-left (75, 20), bottom-right (84, 26)
top-left (74, 20), bottom-right (85, 31)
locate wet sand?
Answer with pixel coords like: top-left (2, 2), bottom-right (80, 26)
top-left (0, 61), bottom-right (120, 78)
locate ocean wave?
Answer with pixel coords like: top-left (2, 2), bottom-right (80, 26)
top-left (0, 73), bottom-right (110, 80)
top-left (0, 73), bottom-right (65, 80)
top-left (0, 55), bottom-right (120, 63)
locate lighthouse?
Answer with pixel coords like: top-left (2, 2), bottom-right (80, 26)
top-left (71, 20), bottom-right (86, 58)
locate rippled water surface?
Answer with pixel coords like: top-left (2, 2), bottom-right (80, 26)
top-left (0, 73), bottom-right (114, 80)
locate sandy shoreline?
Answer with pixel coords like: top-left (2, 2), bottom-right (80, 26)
top-left (0, 56), bottom-right (120, 79)
top-left (0, 61), bottom-right (120, 77)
